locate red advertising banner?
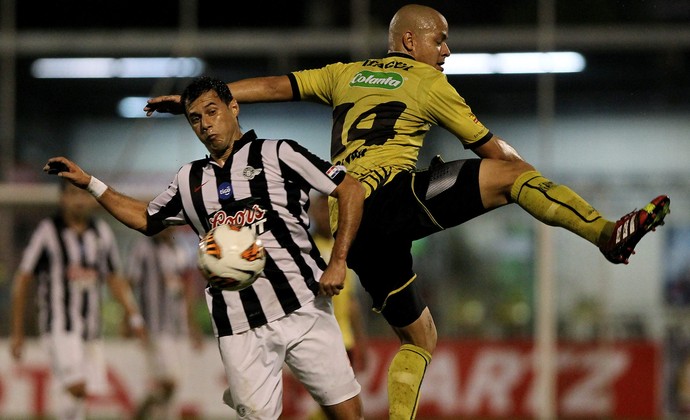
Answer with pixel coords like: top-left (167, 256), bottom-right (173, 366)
top-left (0, 339), bottom-right (660, 419)
top-left (285, 339), bottom-right (660, 419)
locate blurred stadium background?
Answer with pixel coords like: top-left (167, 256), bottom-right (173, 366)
top-left (1, 0), bottom-right (690, 418)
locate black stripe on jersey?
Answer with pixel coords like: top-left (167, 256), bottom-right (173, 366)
top-left (80, 290), bottom-right (89, 340)
top-left (141, 252), bottom-right (153, 328)
top-left (190, 160), bottom-right (212, 233)
top-left (238, 279), bottom-right (268, 329)
top-left (53, 216), bottom-right (73, 332)
top-left (209, 286), bottom-right (232, 336)
top-left (155, 251), bottom-right (167, 330)
top-left (275, 140), bottom-right (324, 293)
top-left (36, 247), bottom-right (52, 332)
top-left (204, 161), bottom-right (239, 337)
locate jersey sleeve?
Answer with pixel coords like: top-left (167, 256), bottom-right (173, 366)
top-left (17, 219), bottom-right (52, 275)
top-left (425, 76), bottom-right (492, 148)
top-left (147, 171), bottom-right (187, 225)
top-left (277, 139), bottom-right (346, 196)
top-left (290, 63), bottom-right (344, 106)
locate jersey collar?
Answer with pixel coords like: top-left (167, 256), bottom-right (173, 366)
top-left (386, 52), bottom-right (415, 60)
top-left (206, 130), bottom-right (258, 167)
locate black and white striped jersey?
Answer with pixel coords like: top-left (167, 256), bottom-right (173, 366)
top-left (127, 236), bottom-right (193, 336)
top-left (146, 130), bottom-right (347, 336)
top-left (17, 215), bottom-right (120, 340)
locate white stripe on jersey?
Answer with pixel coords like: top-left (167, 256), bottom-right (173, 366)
top-left (146, 131), bottom-right (345, 336)
top-left (18, 216), bottom-right (119, 340)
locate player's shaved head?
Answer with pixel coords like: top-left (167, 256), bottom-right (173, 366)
top-left (388, 4), bottom-right (447, 52)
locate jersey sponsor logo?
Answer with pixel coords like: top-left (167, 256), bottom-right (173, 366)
top-left (218, 182), bottom-right (233, 200)
top-left (208, 204), bottom-right (267, 233)
top-left (242, 166), bottom-right (263, 180)
top-left (350, 71), bottom-right (404, 90)
top-left (362, 59), bottom-right (414, 71)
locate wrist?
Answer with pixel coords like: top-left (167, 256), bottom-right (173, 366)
top-left (86, 176), bottom-right (108, 198)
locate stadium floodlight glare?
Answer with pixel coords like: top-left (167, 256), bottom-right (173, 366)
top-left (31, 57), bottom-right (205, 78)
top-left (118, 97), bottom-right (174, 118)
top-left (443, 52), bottom-right (586, 75)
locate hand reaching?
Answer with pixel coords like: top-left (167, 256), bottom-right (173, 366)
top-left (144, 95), bottom-right (184, 117)
top-left (43, 157), bottom-right (92, 188)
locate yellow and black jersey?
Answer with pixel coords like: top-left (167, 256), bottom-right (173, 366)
top-left (289, 52), bottom-right (491, 197)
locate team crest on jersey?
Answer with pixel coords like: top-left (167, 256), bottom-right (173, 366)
top-left (217, 182), bottom-right (233, 200)
top-left (350, 71), bottom-right (404, 90)
top-left (242, 166), bottom-right (263, 180)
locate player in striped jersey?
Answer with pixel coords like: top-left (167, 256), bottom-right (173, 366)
top-left (45, 76), bottom-right (366, 419)
top-left (145, 5), bottom-right (671, 419)
top-left (10, 181), bottom-right (146, 420)
top-left (127, 227), bottom-right (204, 420)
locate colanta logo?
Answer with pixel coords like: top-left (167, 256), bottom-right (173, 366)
top-left (349, 71), bottom-right (404, 89)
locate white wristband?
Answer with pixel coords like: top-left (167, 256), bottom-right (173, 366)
top-left (86, 176), bottom-right (108, 198)
top-left (129, 313), bottom-right (145, 329)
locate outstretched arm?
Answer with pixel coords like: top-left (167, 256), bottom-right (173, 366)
top-left (318, 174), bottom-right (365, 297)
top-left (144, 75), bottom-right (294, 116)
top-left (43, 157), bottom-right (163, 235)
top-left (228, 75), bottom-right (294, 103)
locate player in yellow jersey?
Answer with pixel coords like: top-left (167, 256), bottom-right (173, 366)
top-left (145, 5), bottom-right (670, 419)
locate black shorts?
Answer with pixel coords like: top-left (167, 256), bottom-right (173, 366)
top-left (347, 158), bottom-right (487, 326)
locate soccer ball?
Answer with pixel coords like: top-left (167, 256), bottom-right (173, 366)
top-left (197, 224), bottom-right (266, 291)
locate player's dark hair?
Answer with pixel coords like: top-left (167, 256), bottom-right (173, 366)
top-left (181, 76), bottom-right (234, 116)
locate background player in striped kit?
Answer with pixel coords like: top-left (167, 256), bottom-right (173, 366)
top-left (44, 76), bottom-right (366, 419)
top-left (145, 5), bottom-right (671, 419)
top-left (126, 227), bottom-right (204, 420)
top-left (9, 181), bottom-right (146, 420)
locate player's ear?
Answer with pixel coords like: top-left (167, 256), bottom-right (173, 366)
top-left (402, 31), bottom-right (415, 53)
top-left (230, 98), bottom-right (239, 116)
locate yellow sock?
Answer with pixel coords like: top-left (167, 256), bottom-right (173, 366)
top-left (388, 344), bottom-right (432, 420)
top-left (511, 170), bottom-right (613, 246)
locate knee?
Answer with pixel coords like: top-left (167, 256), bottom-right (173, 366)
top-left (506, 160), bottom-right (537, 186)
top-left (393, 308), bottom-right (438, 354)
top-left (479, 159), bottom-right (538, 207)
top-left (420, 319), bottom-right (438, 354)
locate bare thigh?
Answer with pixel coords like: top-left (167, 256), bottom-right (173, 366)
top-left (478, 159), bottom-right (534, 209)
